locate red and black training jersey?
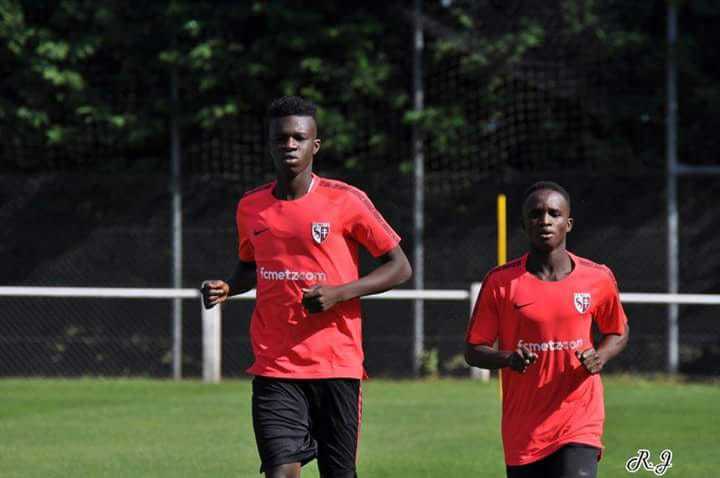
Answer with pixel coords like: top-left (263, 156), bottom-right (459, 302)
top-left (237, 174), bottom-right (401, 379)
top-left (466, 252), bottom-right (628, 466)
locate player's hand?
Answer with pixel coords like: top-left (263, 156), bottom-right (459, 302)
top-left (507, 345), bottom-right (538, 373)
top-left (301, 285), bottom-right (343, 314)
top-left (201, 280), bottom-right (230, 309)
top-left (576, 347), bottom-right (605, 374)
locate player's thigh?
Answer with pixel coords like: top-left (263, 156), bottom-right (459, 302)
top-left (312, 379), bottom-right (361, 477)
top-left (252, 377), bottom-right (317, 471)
top-left (264, 462), bottom-right (302, 478)
top-left (548, 443), bottom-right (600, 478)
top-left (506, 458), bottom-right (549, 478)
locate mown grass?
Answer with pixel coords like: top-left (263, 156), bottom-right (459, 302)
top-left (1, 376), bottom-right (717, 477)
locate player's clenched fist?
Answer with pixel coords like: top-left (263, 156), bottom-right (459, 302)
top-left (508, 345), bottom-right (537, 373)
top-left (301, 285), bottom-right (343, 314)
top-left (508, 345), bottom-right (538, 373)
top-left (576, 348), bottom-right (604, 374)
top-left (201, 280), bottom-right (230, 309)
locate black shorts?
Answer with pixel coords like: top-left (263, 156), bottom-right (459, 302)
top-left (252, 376), bottom-right (361, 477)
top-left (506, 444), bottom-right (600, 478)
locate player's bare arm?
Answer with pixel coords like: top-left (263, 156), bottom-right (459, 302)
top-left (465, 343), bottom-right (538, 373)
top-left (301, 245), bottom-right (412, 314)
top-left (202, 260), bottom-right (257, 309)
top-left (577, 323), bottom-right (630, 374)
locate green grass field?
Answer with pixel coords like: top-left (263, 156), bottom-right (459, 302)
top-left (1, 376), bottom-right (717, 477)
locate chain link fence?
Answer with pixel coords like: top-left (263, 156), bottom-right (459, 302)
top-left (1, 172), bottom-right (719, 378)
top-left (1, 2), bottom-right (719, 378)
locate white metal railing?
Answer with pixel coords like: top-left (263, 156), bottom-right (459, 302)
top-left (207, 288), bottom-right (480, 383)
top-left (1, 286), bottom-right (719, 383)
top-left (0, 286), bottom-right (200, 299)
top-left (619, 293), bottom-right (720, 305)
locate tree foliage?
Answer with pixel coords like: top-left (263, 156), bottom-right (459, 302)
top-left (1, 0), bottom-right (718, 173)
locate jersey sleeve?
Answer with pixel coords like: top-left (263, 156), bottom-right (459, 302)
top-left (236, 201), bottom-right (254, 262)
top-left (593, 267), bottom-right (628, 335)
top-left (345, 190), bottom-right (401, 257)
top-left (465, 272), bottom-right (500, 345)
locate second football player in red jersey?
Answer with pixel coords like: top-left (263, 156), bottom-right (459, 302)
top-left (465, 182), bottom-right (629, 478)
top-left (202, 96), bottom-right (411, 478)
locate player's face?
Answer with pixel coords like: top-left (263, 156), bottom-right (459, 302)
top-left (522, 189), bottom-right (573, 252)
top-left (268, 115), bottom-right (321, 177)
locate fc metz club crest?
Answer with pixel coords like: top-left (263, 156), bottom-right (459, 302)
top-left (312, 222), bottom-right (330, 244)
top-left (574, 293), bottom-right (591, 314)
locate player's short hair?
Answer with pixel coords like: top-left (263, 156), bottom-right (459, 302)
top-left (267, 96), bottom-right (317, 120)
top-left (523, 181), bottom-right (571, 211)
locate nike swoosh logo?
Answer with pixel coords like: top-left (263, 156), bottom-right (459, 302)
top-left (253, 227), bottom-right (270, 236)
top-left (513, 302), bottom-right (534, 309)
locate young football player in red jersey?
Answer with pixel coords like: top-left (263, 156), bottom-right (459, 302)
top-left (465, 181), bottom-right (629, 478)
top-left (202, 96), bottom-right (412, 478)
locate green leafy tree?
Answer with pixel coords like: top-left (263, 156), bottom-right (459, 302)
top-left (1, 0), bottom-right (719, 174)
top-left (1, 1), bottom-right (412, 172)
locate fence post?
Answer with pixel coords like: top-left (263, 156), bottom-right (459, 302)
top-left (468, 282), bottom-right (490, 381)
top-left (201, 298), bottom-right (222, 383)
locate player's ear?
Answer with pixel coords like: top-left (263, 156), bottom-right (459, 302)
top-left (566, 216), bottom-right (574, 232)
top-left (313, 138), bottom-right (321, 155)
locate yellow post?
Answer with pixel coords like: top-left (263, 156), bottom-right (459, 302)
top-left (497, 194), bottom-right (507, 398)
top-left (497, 194), bottom-right (507, 266)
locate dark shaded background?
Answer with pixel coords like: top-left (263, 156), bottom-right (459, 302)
top-left (1, 1), bottom-right (718, 377)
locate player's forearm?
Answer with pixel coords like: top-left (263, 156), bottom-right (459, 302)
top-left (465, 344), bottom-right (513, 370)
top-left (226, 261), bottom-right (257, 296)
top-left (596, 324), bottom-right (630, 365)
top-left (335, 250), bottom-right (412, 301)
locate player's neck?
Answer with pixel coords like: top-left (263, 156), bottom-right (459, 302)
top-left (526, 247), bottom-right (573, 281)
top-left (275, 169), bottom-right (314, 200)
